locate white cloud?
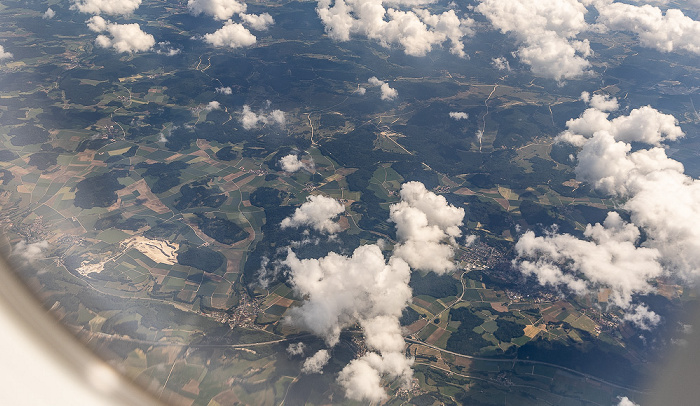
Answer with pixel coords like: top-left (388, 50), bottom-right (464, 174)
top-left (355, 86), bottom-right (367, 95)
top-left (476, 0), bottom-right (592, 81)
top-left (338, 351), bottom-right (413, 402)
top-left (301, 350), bottom-right (331, 374)
top-left (623, 304), bottom-right (661, 330)
top-left (367, 76), bottom-right (398, 100)
top-left (515, 212), bottom-right (663, 307)
top-left (241, 106), bottom-right (260, 129)
top-left (279, 153), bottom-right (314, 173)
top-left (515, 96), bottom-right (700, 328)
top-left (283, 246), bottom-right (414, 400)
top-left (449, 111), bottom-right (469, 120)
top-left (282, 182), bottom-right (463, 401)
top-left (205, 101), bottom-right (221, 111)
top-left (464, 234), bottom-right (477, 246)
top-left (390, 182), bottom-right (465, 274)
top-left (216, 86), bottom-right (233, 95)
top-left (87, 16), bottom-right (155, 53)
top-left (158, 126), bottom-right (175, 143)
top-left (517, 36), bottom-right (592, 82)
top-left (188, 0), bottom-right (247, 20)
top-left (284, 245), bottom-right (412, 347)
top-left (287, 342), bottom-right (306, 356)
top-left (616, 396), bottom-right (640, 406)
top-left (559, 94), bottom-right (684, 148)
top-left (204, 20), bottom-right (257, 48)
top-left (43, 8), bottom-right (56, 19)
top-left (281, 195), bottom-right (345, 234)
top-left (316, 0), bottom-right (473, 57)
top-left (574, 129), bottom-right (684, 196)
top-left (87, 15), bottom-right (108, 31)
top-left (573, 134), bottom-right (700, 280)
top-left (279, 154), bottom-right (304, 172)
top-left (239, 104), bottom-right (286, 129)
top-left (12, 240), bottom-right (49, 264)
top-left (491, 56), bottom-right (511, 71)
top-left (475, 1), bottom-right (700, 81)
top-left (155, 42), bottom-right (181, 56)
top-left (239, 12), bottom-right (275, 30)
top-left (71, 0), bottom-right (142, 15)
top-left (384, 0), bottom-right (437, 4)
top-left (337, 354), bottom-right (387, 403)
top-left (270, 110), bottom-right (286, 127)
top-left (367, 77), bottom-right (383, 87)
top-left (596, 1), bottom-right (700, 55)
top-left (0, 45), bottom-right (12, 60)
top-left (580, 91), bottom-right (619, 112)
top-left (380, 83), bottom-right (398, 100)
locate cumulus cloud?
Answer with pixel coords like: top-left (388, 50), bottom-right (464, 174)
top-left (575, 147), bottom-right (700, 281)
top-left (87, 15), bottom-right (108, 31)
top-left (624, 304), bottom-right (661, 330)
top-left (515, 95), bottom-right (700, 329)
top-left (475, 1), bottom-right (700, 80)
top-left (379, 83), bottom-right (397, 100)
top-left (596, 1), bottom-right (700, 55)
top-left (270, 110), bottom-right (285, 127)
top-left (43, 8), bottom-right (56, 19)
top-left (239, 104), bottom-right (286, 130)
top-left (476, 0), bottom-right (592, 81)
top-left (216, 86), bottom-right (233, 95)
top-left (449, 111), bottom-right (469, 120)
top-left (367, 77), bottom-right (398, 100)
top-left (12, 240), bottom-right (49, 264)
top-left (616, 396), bottom-right (640, 406)
top-left (279, 154), bottom-right (304, 172)
top-left (188, 0), bottom-right (247, 20)
top-left (287, 342), bottom-right (306, 356)
top-left (190, 0), bottom-right (274, 48)
top-left (283, 246), bottom-right (413, 399)
top-left (0, 45), bottom-right (12, 60)
top-left (204, 20), bottom-right (257, 48)
top-left (87, 16), bottom-right (155, 53)
top-left (367, 77), bottom-right (382, 86)
top-left (205, 101), bottom-right (221, 111)
top-left (279, 153), bottom-right (314, 173)
top-left (71, 0), bottom-right (142, 15)
top-left (580, 91), bottom-right (619, 112)
top-left (155, 41), bottom-right (181, 56)
top-left (316, 0), bottom-right (473, 57)
top-left (491, 56), bottom-right (511, 71)
top-left (574, 126), bottom-right (684, 196)
top-left (559, 92), bottom-right (684, 149)
top-left (281, 195), bottom-right (345, 234)
top-left (284, 245), bottom-right (411, 347)
top-left (158, 126), bottom-right (174, 143)
top-left (283, 182), bottom-right (463, 400)
top-left (239, 12), bottom-right (275, 30)
top-left (302, 350), bottom-right (331, 374)
top-left (515, 212), bottom-right (663, 307)
top-left (390, 182), bottom-right (465, 274)
top-left (338, 351), bottom-right (413, 402)
top-left (464, 234), bottom-right (477, 246)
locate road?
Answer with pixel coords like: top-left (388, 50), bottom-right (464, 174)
top-left (79, 328), bottom-right (313, 349)
top-left (79, 324), bottom-right (644, 395)
top-left (405, 338), bottom-right (646, 394)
